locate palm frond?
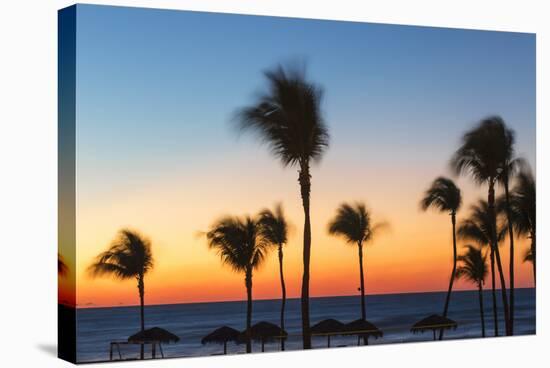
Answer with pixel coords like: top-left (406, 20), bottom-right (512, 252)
top-left (234, 63), bottom-right (329, 168)
top-left (455, 245), bottom-right (488, 285)
top-left (450, 116), bottom-right (515, 185)
top-left (258, 203), bottom-right (290, 247)
top-left (420, 177), bottom-right (462, 213)
top-left (328, 202), bottom-right (387, 245)
top-left (88, 229), bottom-right (154, 280)
top-left (206, 215), bottom-right (268, 273)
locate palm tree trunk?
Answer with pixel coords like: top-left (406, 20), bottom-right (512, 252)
top-left (299, 163), bottom-right (312, 349)
top-left (358, 241), bottom-right (366, 321)
top-left (489, 247), bottom-right (498, 336)
top-left (138, 275), bottom-right (145, 360)
top-left (245, 268), bottom-right (253, 353)
top-left (488, 181), bottom-right (511, 336)
top-left (439, 212), bottom-right (457, 340)
top-left (478, 283), bottom-right (486, 337)
top-left (278, 244), bottom-right (287, 351)
top-left (503, 179), bottom-right (515, 335)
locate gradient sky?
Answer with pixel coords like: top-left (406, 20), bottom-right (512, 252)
top-left (65, 5), bottom-right (535, 308)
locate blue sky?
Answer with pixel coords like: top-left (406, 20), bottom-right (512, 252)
top-left (75, 5), bottom-right (535, 188)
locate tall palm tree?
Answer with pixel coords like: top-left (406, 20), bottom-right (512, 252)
top-left (451, 116), bottom-right (513, 335)
top-left (88, 229), bottom-right (153, 360)
top-left (327, 202), bottom-right (386, 324)
top-left (493, 121), bottom-right (518, 335)
top-left (58, 253), bottom-right (68, 276)
top-left (455, 245), bottom-right (488, 337)
top-left (258, 204), bottom-right (290, 351)
top-left (457, 200), bottom-right (505, 337)
top-left (206, 216), bottom-right (268, 353)
top-left (505, 165), bottom-right (536, 285)
top-left (235, 64), bottom-right (329, 349)
top-left (420, 177), bottom-right (461, 340)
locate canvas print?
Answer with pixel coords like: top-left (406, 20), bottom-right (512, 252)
top-left (58, 4), bottom-right (536, 363)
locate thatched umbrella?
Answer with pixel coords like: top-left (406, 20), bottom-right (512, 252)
top-left (201, 326), bottom-right (240, 355)
top-left (344, 318), bottom-right (383, 346)
top-left (240, 321), bottom-right (287, 352)
top-left (128, 327), bottom-right (180, 358)
top-left (311, 319), bottom-right (346, 348)
top-left (411, 314), bottom-right (458, 341)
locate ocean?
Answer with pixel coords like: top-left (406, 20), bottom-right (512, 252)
top-left (76, 288), bottom-right (535, 362)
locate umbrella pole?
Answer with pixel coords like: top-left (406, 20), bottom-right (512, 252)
top-left (159, 343), bottom-right (164, 358)
top-left (327, 335), bottom-right (331, 348)
top-left (357, 336), bottom-right (360, 346)
top-left (262, 339), bottom-right (265, 352)
top-left (365, 336), bottom-right (369, 346)
top-left (433, 330), bottom-right (436, 341)
top-left (224, 342), bottom-right (227, 355)
top-left (152, 342), bottom-right (156, 359)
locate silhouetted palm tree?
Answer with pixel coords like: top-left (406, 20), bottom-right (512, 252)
top-left (328, 202), bottom-right (386, 326)
top-left (457, 200), bottom-right (505, 337)
top-left (455, 245), bottom-right (488, 337)
top-left (503, 165), bottom-right (536, 285)
top-left (451, 116), bottom-right (512, 335)
top-left (493, 119), bottom-right (518, 334)
top-left (235, 64), bottom-right (329, 349)
top-left (206, 216), bottom-right (268, 353)
top-left (258, 204), bottom-right (290, 351)
top-left (88, 229), bottom-right (153, 359)
top-left (58, 253), bottom-right (68, 276)
top-left (420, 177), bottom-right (461, 339)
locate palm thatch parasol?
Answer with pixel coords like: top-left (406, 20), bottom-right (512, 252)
top-left (201, 326), bottom-right (240, 355)
top-left (128, 327), bottom-right (180, 358)
top-left (411, 314), bottom-right (458, 340)
top-left (240, 321), bottom-right (287, 352)
top-left (311, 319), bottom-right (346, 348)
top-left (344, 318), bottom-right (383, 346)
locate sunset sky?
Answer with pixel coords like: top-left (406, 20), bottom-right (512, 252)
top-left (60, 5), bottom-right (535, 308)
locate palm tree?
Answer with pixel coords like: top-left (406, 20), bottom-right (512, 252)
top-left (457, 200), bottom-right (505, 337)
top-left (58, 253), bottom-right (68, 276)
top-left (88, 229), bottom-right (153, 360)
top-left (327, 203), bottom-right (386, 326)
top-left (235, 64), bottom-right (329, 349)
top-left (206, 216), bottom-right (268, 353)
top-left (504, 165), bottom-right (536, 285)
top-left (258, 204), bottom-right (290, 351)
top-left (493, 121), bottom-right (518, 335)
top-left (420, 177), bottom-right (461, 339)
top-left (455, 245), bottom-right (488, 337)
top-left (451, 116), bottom-right (513, 335)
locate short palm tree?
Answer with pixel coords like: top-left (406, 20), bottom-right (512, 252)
top-left (88, 229), bottom-right (153, 360)
top-left (457, 200), bottom-right (505, 337)
top-left (235, 64), bottom-right (329, 349)
top-left (455, 245), bottom-right (488, 337)
top-left (328, 203), bottom-right (386, 324)
top-left (58, 253), bottom-right (68, 276)
top-left (206, 216), bottom-right (268, 353)
top-left (420, 177), bottom-right (461, 339)
top-left (506, 165), bottom-right (536, 284)
top-left (258, 204), bottom-right (290, 351)
top-left (451, 116), bottom-right (512, 335)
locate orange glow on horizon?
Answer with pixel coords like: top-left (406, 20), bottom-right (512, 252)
top-left (72, 163), bottom-right (535, 308)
